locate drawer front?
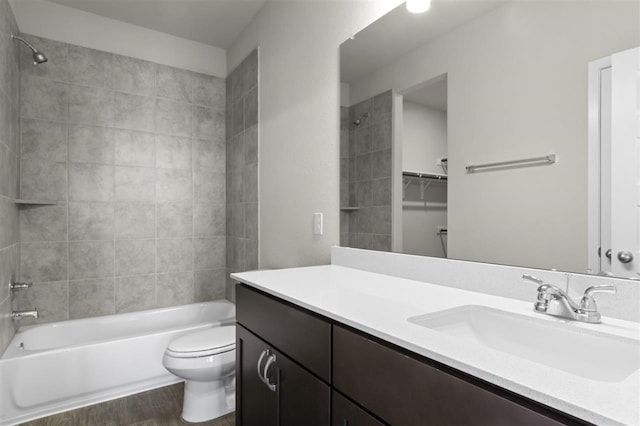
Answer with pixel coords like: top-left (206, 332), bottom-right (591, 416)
top-left (236, 284), bottom-right (332, 382)
top-left (237, 325), bottom-right (331, 426)
top-left (332, 391), bottom-right (386, 426)
top-left (333, 326), bottom-right (573, 426)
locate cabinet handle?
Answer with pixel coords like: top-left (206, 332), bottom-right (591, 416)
top-left (257, 349), bottom-right (268, 384)
top-left (263, 353), bottom-right (278, 392)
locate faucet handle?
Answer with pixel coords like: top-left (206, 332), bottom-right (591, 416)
top-left (522, 274), bottom-right (544, 285)
top-left (579, 285), bottom-right (617, 312)
top-left (10, 281), bottom-right (32, 291)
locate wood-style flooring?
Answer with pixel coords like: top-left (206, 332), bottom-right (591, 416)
top-left (20, 383), bottom-right (235, 426)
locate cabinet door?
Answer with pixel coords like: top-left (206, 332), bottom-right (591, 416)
top-left (237, 324), bottom-right (278, 426)
top-left (332, 391), bottom-right (386, 426)
top-left (237, 325), bottom-right (331, 426)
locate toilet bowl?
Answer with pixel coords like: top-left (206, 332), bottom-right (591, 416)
top-left (162, 325), bottom-right (236, 423)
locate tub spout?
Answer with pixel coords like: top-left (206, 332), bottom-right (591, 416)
top-left (12, 309), bottom-right (38, 319)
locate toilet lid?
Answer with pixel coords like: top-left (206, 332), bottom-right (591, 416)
top-left (166, 326), bottom-right (235, 358)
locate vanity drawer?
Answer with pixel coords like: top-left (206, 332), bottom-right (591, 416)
top-left (333, 326), bottom-right (577, 426)
top-left (236, 284), bottom-right (331, 382)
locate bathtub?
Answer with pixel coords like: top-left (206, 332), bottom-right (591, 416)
top-left (0, 300), bottom-right (235, 426)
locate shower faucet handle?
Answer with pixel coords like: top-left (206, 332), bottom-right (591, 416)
top-left (10, 281), bottom-right (33, 291)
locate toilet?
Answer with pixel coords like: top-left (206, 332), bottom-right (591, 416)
top-left (162, 325), bottom-right (236, 423)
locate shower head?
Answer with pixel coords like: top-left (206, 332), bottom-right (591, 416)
top-left (11, 34), bottom-right (48, 65)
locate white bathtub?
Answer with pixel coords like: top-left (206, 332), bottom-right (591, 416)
top-left (0, 300), bottom-right (235, 426)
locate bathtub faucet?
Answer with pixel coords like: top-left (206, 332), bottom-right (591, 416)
top-left (10, 281), bottom-right (32, 291)
top-left (12, 309), bottom-right (38, 319)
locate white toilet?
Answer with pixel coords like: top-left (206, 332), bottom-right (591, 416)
top-left (162, 325), bottom-right (236, 423)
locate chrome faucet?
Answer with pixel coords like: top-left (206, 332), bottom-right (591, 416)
top-left (10, 281), bottom-right (32, 291)
top-left (522, 274), bottom-right (616, 323)
top-left (12, 309), bottom-right (39, 319)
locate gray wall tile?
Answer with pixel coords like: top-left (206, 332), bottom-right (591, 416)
top-left (155, 98), bottom-right (191, 137)
top-left (195, 168), bottom-right (224, 204)
top-left (194, 105), bottom-right (223, 140)
top-left (156, 134), bottom-right (191, 170)
top-left (115, 239), bottom-right (155, 276)
top-left (20, 160), bottom-right (67, 201)
top-left (17, 36), bottom-right (231, 324)
top-left (156, 65), bottom-right (192, 103)
top-left (156, 238), bottom-right (192, 273)
top-left (69, 163), bottom-right (114, 202)
top-left (114, 129), bottom-right (155, 167)
top-left (20, 204), bottom-right (67, 242)
top-left (68, 85), bottom-right (114, 127)
top-left (114, 92), bottom-right (155, 132)
top-left (115, 166), bottom-right (155, 203)
top-left (68, 240), bottom-right (114, 280)
top-left (116, 275), bottom-right (156, 313)
top-left (194, 203), bottom-right (225, 237)
top-left (69, 278), bottom-right (114, 319)
top-left (68, 45), bottom-right (114, 88)
top-left (68, 201), bottom-right (114, 241)
top-left (113, 55), bottom-right (155, 96)
top-left (115, 202), bottom-right (155, 239)
top-left (194, 268), bottom-right (226, 302)
top-left (20, 242), bottom-right (68, 282)
top-left (194, 137), bottom-right (225, 172)
top-left (157, 202), bottom-right (192, 238)
top-left (69, 125), bottom-right (114, 164)
top-left (157, 168), bottom-right (191, 203)
top-left (21, 119), bottom-right (67, 162)
top-left (193, 73), bottom-right (225, 108)
top-left (20, 75), bottom-right (68, 121)
top-left (157, 272), bottom-right (193, 307)
top-left (194, 237), bottom-right (225, 270)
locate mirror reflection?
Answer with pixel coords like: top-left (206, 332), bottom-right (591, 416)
top-left (339, 0), bottom-right (640, 279)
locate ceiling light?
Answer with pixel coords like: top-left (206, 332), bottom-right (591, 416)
top-left (406, 0), bottom-right (431, 13)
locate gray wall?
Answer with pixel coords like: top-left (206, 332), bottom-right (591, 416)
top-left (226, 49), bottom-right (259, 301)
top-left (341, 90), bottom-right (392, 251)
top-left (0, 0), bottom-right (20, 354)
top-left (15, 34), bottom-right (227, 324)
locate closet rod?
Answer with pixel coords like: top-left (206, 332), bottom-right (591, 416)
top-left (402, 171), bottom-right (448, 181)
top-left (465, 154), bottom-right (555, 173)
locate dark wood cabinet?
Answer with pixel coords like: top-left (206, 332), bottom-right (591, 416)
top-left (332, 391), bottom-right (386, 426)
top-left (236, 285), bottom-right (331, 426)
top-left (235, 284), bottom-right (589, 426)
top-left (236, 325), bottom-right (330, 426)
top-left (333, 325), bottom-right (572, 426)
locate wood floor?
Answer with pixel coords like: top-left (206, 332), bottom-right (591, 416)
top-left (20, 383), bottom-right (235, 426)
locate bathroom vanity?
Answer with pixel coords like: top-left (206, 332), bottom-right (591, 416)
top-left (232, 248), bottom-right (639, 426)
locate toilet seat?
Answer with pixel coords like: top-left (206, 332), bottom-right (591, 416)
top-left (166, 326), bottom-right (236, 358)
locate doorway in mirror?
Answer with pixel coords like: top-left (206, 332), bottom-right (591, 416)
top-left (400, 75), bottom-right (449, 258)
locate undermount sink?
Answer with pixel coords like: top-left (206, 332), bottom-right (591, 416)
top-left (408, 305), bottom-right (639, 382)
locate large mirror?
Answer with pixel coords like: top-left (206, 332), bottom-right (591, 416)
top-left (339, 0), bottom-right (640, 279)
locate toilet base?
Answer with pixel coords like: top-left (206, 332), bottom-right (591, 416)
top-left (181, 377), bottom-right (234, 423)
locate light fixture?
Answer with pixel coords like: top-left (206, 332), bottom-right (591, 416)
top-left (406, 0), bottom-right (431, 13)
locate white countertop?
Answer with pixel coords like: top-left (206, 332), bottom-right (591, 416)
top-left (232, 265), bottom-right (640, 426)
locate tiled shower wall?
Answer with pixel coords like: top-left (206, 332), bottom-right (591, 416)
top-left (340, 90), bottom-right (393, 251)
top-left (226, 49), bottom-right (259, 301)
top-left (0, 0), bottom-right (20, 353)
top-left (15, 34), bottom-right (227, 324)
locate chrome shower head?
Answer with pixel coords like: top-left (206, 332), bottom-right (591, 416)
top-left (11, 34), bottom-right (48, 65)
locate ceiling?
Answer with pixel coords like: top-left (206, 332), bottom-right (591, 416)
top-left (48, 0), bottom-right (268, 49)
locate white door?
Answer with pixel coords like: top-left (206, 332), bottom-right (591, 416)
top-left (610, 47), bottom-right (640, 278)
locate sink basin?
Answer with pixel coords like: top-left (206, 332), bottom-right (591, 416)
top-left (408, 305), bottom-right (639, 382)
